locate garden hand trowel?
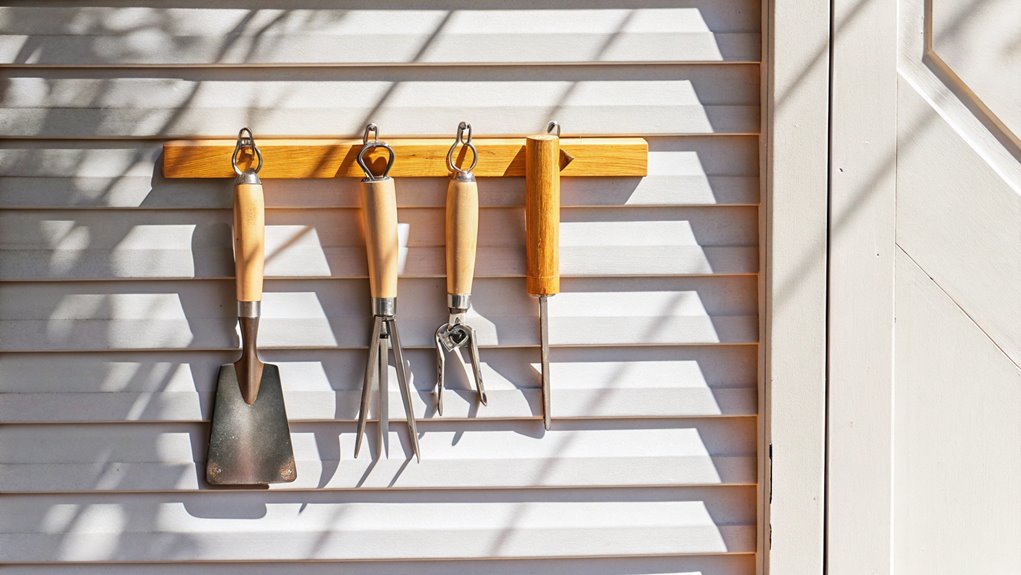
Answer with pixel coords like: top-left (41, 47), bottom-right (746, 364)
top-left (206, 128), bottom-right (296, 485)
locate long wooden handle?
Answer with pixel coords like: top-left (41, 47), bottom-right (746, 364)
top-left (446, 178), bottom-right (479, 297)
top-left (525, 134), bottom-right (560, 297)
top-left (360, 177), bottom-right (399, 299)
top-left (233, 182), bottom-right (265, 302)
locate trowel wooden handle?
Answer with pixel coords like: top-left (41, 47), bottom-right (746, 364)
top-left (446, 177), bottom-right (479, 297)
top-left (233, 182), bottom-right (265, 302)
top-left (360, 177), bottom-right (399, 299)
top-left (525, 134), bottom-right (560, 296)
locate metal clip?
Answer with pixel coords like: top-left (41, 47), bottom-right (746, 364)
top-left (357, 123), bottom-right (395, 181)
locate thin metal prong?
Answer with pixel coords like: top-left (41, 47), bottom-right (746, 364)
top-left (539, 295), bottom-right (551, 430)
top-left (450, 345), bottom-right (472, 399)
top-left (434, 328), bottom-right (446, 416)
top-left (390, 319), bottom-right (421, 462)
top-left (355, 317), bottom-right (382, 458)
top-left (465, 325), bottom-right (487, 405)
top-left (379, 324), bottom-right (390, 459)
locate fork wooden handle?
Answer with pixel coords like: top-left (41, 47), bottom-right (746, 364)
top-left (360, 177), bottom-right (399, 299)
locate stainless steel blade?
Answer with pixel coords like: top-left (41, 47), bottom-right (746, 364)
top-left (207, 363), bottom-right (296, 485)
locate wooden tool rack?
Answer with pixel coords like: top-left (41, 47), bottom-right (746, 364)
top-left (162, 137), bottom-right (649, 179)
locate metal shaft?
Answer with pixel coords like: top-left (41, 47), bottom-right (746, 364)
top-left (379, 323), bottom-right (390, 458)
top-left (235, 313), bottom-right (263, 406)
top-left (539, 295), bottom-right (551, 429)
top-left (354, 317), bottom-right (382, 459)
top-left (389, 318), bottom-right (421, 462)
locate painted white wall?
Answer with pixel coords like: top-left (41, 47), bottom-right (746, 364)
top-left (0, 2), bottom-right (763, 573)
top-left (827, 0), bottom-right (1021, 573)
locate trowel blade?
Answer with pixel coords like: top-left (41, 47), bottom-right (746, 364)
top-left (206, 363), bottom-right (296, 485)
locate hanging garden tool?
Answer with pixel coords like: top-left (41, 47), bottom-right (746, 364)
top-left (434, 122), bottom-right (488, 415)
top-left (206, 128), bottom-right (297, 485)
top-left (354, 124), bottom-right (422, 461)
top-left (526, 121), bottom-right (562, 430)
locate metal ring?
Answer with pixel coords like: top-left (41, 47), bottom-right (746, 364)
top-left (231, 127), bottom-right (263, 177)
top-left (446, 121), bottom-right (478, 177)
top-left (356, 123), bottom-right (395, 180)
top-left (545, 121), bottom-right (561, 138)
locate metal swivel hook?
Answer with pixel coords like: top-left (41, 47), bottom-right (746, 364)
top-left (446, 121), bottom-right (478, 180)
top-left (357, 123), bottom-right (396, 181)
top-left (231, 127), bottom-right (263, 179)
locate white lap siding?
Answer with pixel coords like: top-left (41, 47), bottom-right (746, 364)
top-left (0, 2), bottom-right (762, 573)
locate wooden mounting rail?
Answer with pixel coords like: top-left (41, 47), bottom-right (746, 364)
top-left (163, 137), bottom-right (647, 179)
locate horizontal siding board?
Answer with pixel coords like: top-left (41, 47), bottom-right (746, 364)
top-left (0, 487), bottom-right (756, 561)
top-left (0, 175), bottom-right (761, 209)
top-left (0, 277), bottom-right (759, 351)
top-left (0, 555), bottom-right (758, 575)
top-left (0, 419), bottom-right (757, 491)
top-left (0, 388), bottom-right (756, 423)
top-left (0, 4), bottom-right (760, 65)
top-left (0, 316), bottom-right (758, 351)
top-left (0, 65), bottom-right (760, 137)
top-left (0, 137), bottom-right (759, 209)
top-left (0, 206), bottom-right (758, 280)
top-left (0, 346), bottom-right (756, 422)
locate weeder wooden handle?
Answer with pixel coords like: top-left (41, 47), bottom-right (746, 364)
top-left (525, 134), bottom-right (560, 297)
top-left (233, 182), bottom-right (265, 302)
top-left (446, 178), bottom-right (479, 297)
top-left (360, 177), bottom-right (399, 299)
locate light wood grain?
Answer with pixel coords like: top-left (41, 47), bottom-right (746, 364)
top-left (163, 138), bottom-right (649, 179)
top-left (231, 182), bottom-right (264, 302)
top-left (525, 134), bottom-right (561, 296)
top-left (445, 178), bottom-right (479, 297)
top-left (359, 178), bottom-right (399, 300)
top-left (0, 137), bottom-right (758, 209)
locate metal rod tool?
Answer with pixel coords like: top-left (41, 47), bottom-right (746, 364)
top-left (353, 124), bottom-right (421, 461)
top-left (206, 128), bottom-right (297, 485)
top-left (525, 121), bottom-right (562, 430)
top-left (434, 122), bottom-right (488, 415)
